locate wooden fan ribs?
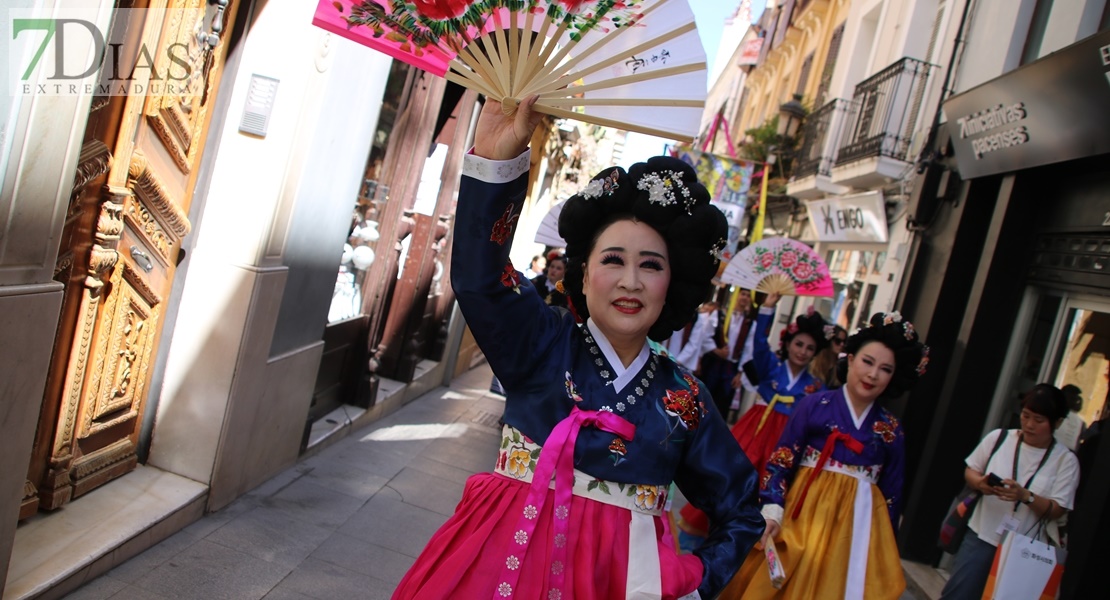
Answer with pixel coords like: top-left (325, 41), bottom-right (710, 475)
top-left (528, 19), bottom-right (699, 98)
top-left (522, 0), bottom-right (675, 97)
top-left (537, 62), bottom-right (706, 98)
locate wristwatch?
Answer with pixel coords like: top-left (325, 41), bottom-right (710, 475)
top-left (1024, 491), bottom-right (1035, 505)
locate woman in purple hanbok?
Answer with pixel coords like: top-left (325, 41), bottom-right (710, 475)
top-left (721, 312), bottom-right (929, 600)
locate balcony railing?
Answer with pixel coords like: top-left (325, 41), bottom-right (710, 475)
top-left (793, 98), bottom-right (851, 179)
top-left (834, 57), bottom-right (935, 167)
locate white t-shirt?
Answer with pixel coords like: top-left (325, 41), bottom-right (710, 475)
top-left (966, 429), bottom-right (1080, 546)
top-left (673, 310), bottom-right (718, 371)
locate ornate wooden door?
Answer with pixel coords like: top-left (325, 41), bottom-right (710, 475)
top-left (21, 0), bottom-right (236, 518)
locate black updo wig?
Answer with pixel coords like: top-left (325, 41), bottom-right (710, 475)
top-left (837, 312), bottom-right (929, 399)
top-left (558, 156), bottom-right (728, 342)
top-left (777, 309), bottom-right (831, 360)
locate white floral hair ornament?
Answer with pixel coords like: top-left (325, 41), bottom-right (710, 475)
top-left (709, 238), bottom-right (727, 262)
top-left (881, 311), bottom-right (903, 326)
top-left (636, 170), bottom-right (694, 214)
top-left (580, 171), bottom-right (620, 199)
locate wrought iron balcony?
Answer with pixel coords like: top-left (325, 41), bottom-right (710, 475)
top-left (793, 98), bottom-right (851, 179)
top-left (834, 57), bottom-right (935, 167)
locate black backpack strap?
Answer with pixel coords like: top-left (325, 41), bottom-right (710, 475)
top-left (988, 428), bottom-right (1009, 460)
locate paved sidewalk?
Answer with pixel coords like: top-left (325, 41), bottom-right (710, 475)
top-left (66, 364), bottom-right (507, 600)
top-left (63, 362), bottom-right (929, 599)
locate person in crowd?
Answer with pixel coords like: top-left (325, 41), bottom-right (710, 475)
top-left (728, 294), bottom-right (830, 475)
top-left (809, 324), bottom-right (847, 389)
top-left (525, 254), bottom-right (546, 279)
top-left (1053, 384), bottom-right (1086, 451)
top-left (676, 290), bottom-right (757, 546)
top-left (666, 300), bottom-right (720, 371)
top-left (721, 311), bottom-right (930, 599)
top-left (939, 384), bottom-right (1081, 600)
top-left (532, 254), bottom-right (569, 308)
top-left (393, 95), bottom-right (763, 600)
top-left (700, 289), bottom-right (759, 419)
top-left (677, 294), bottom-right (828, 550)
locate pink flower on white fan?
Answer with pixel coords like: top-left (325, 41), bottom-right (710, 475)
top-left (779, 249), bottom-right (798, 269)
top-left (757, 250), bottom-right (775, 271)
top-left (791, 260), bottom-right (815, 282)
top-left (556, 0), bottom-right (590, 12)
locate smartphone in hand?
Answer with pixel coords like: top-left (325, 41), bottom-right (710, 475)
top-left (986, 473), bottom-right (1006, 488)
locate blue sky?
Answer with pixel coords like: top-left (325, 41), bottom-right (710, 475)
top-left (694, 0), bottom-right (766, 76)
top-left (620, 0), bottom-right (766, 166)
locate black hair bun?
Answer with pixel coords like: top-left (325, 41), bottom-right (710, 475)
top-left (837, 312), bottom-right (929, 399)
top-left (558, 157), bottom-right (726, 342)
top-left (778, 309), bottom-right (831, 357)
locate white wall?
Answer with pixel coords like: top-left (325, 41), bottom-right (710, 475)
top-left (0, 1), bottom-right (113, 592)
top-left (151, 0), bottom-right (392, 503)
top-left (952, 0), bottom-right (1038, 93)
top-left (1039, 0), bottom-right (1106, 56)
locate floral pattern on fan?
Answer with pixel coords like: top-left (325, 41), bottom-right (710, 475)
top-left (721, 237), bottom-right (834, 297)
top-left (315, 0), bottom-right (710, 141)
top-left (335, 0), bottom-right (646, 59)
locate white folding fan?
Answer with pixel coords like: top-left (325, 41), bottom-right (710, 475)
top-left (314, 0), bottom-right (708, 141)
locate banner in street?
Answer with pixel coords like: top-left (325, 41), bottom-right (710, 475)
top-left (673, 147), bottom-right (755, 261)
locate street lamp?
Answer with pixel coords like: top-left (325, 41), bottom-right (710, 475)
top-left (777, 93), bottom-right (806, 140)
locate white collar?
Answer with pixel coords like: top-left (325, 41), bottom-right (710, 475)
top-left (587, 319), bottom-right (650, 393)
top-left (842, 387), bottom-right (874, 430)
top-left (784, 364), bottom-right (804, 389)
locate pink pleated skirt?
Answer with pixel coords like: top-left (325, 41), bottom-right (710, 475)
top-left (393, 472), bottom-right (703, 599)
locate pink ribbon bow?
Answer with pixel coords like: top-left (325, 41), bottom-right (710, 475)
top-left (494, 406), bottom-right (636, 599)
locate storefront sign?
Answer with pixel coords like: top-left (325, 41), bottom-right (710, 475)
top-left (944, 29), bottom-right (1110, 179)
top-left (805, 192), bottom-right (888, 243)
top-left (737, 38), bottom-right (764, 66)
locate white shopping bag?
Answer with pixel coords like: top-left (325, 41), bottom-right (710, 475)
top-left (983, 530), bottom-right (1059, 600)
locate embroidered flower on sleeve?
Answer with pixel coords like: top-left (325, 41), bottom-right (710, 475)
top-left (873, 420), bottom-right (896, 444)
top-left (609, 438), bottom-right (627, 456)
top-left (760, 471), bottom-right (773, 491)
top-left (500, 263), bottom-right (521, 293)
top-left (682, 372), bottom-right (700, 397)
top-left (804, 383), bottom-right (819, 395)
top-left (663, 389), bottom-right (700, 430)
top-left (490, 203), bottom-right (519, 246)
top-left (564, 372), bottom-right (583, 402)
top-left (768, 446), bottom-right (794, 469)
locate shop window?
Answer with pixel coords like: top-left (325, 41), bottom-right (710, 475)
top-left (328, 61), bottom-right (408, 323)
top-left (813, 249), bottom-right (887, 330)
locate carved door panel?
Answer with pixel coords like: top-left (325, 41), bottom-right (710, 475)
top-left (22, 0), bottom-right (235, 517)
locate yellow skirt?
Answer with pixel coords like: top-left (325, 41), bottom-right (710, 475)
top-left (720, 466), bottom-right (905, 600)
